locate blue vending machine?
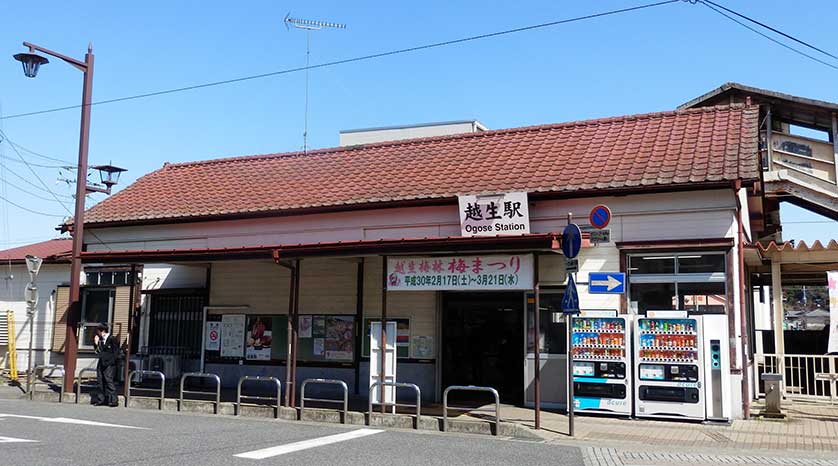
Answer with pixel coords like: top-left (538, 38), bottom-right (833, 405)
top-left (571, 311), bottom-right (632, 416)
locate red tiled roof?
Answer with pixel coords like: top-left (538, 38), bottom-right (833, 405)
top-left (0, 239), bottom-right (72, 263)
top-left (85, 104), bottom-right (760, 226)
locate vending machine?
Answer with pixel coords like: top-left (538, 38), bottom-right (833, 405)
top-left (701, 314), bottom-right (732, 422)
top-left (633, 311), bottom-right (705, 420)
top-left (571, 311), bottom-right (632, 416)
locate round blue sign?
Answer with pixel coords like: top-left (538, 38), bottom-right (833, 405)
top-left (561, 223), bottom-right (582, 259)
top-left (589, 204), bottom-right (611, 229)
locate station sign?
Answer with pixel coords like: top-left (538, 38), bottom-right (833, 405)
top-left (458, 192), bottom-right (530, 237)
top-left (387, 254), bottom-right (534, 291)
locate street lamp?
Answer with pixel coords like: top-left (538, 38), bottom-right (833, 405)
top-left (14, 41), bottom-right (124, 392)
top-left (24, 255), bottom-right (42, 394)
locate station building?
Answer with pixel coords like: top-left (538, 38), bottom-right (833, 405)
top-left (50, 83), bottom-right (838, 420)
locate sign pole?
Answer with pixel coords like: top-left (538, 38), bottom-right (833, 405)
top-left (566, 212), bottom-right (574, 438)
top-left (533, 255), bottom-right (540, 430)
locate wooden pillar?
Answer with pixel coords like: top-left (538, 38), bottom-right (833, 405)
top-left (380, 256), bottom-right (388, 413)
top-left (832, 113), bottom-right (838, 186)
top-left (284, 263), bottom-right (296, 407)
top-left (770, 259), bottom-right (785, 394)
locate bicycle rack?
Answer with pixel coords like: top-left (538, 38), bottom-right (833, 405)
top-left (127, 370), bottom-right (166, 409)
top-left (29, 365), bottom-right (65, 403)
top-left (236, 376), bottom-right (282, 417)
top-left (179, 372), bottom-right (221, 414)
top-left (443, 385), bottom-right (501, 435)
top-left (300, 378), bottom-right (348, 423)
top-left (75, 368), bottom-right (99, 404)
top-left (368, 381), bottom-right (421, 429)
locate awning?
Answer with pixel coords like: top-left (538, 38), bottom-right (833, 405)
top-left (80, 233), bottom-right (566, 264)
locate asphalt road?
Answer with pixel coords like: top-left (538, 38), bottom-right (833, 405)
top-left (0, 398), bottom-right (583, 466)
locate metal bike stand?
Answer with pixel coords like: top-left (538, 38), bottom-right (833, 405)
top-left (179, 372), bottom-right (221, 414)
top-left (299, 378), bottom-right (349, 423)
top-left (236, 376), bottom-right (282, 417)
top-left (368, 381), bottom-right (421, 428)
top-left (443, 385), bottom-right (501, 435)
top-left (29, 365), bottom-right (65, 403)
top-left (127, 370), bottom-right (166, 409)
top-left (75, 368), bottom-right (98, 404)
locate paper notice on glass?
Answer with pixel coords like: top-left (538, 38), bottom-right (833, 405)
top-left (299, 316), bottom-right (312, 338)
top-left (220, 314), bottom-right (245, 358)
top-left (828, 271), bottom-right (838, 354)
top-left (313, 338), bottom-right (324, 356)
top-left (412, 336), bottom-right (434, 358)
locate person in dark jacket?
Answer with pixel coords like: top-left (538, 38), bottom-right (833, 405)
top-left (93, 323), bottom-right (120, 407)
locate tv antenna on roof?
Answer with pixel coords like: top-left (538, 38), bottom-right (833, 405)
top-left (284, 13), bottom-right (346, 155)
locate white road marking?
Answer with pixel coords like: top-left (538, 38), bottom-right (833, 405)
top-left (0, 413), bottom-right (149, 430)
top-left (0, 436), bottom-right (38, 443)
top-left (234, 428), bottom-right (383, 460)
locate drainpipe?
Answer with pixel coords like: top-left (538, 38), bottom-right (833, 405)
top-left (735, 180), bottom-right (751, 419)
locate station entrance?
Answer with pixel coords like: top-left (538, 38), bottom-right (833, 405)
top-left (441, 292), bottom-right (524, 404)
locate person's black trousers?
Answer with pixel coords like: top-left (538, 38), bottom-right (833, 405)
top-left (96, 363), bottom-right (117, 405)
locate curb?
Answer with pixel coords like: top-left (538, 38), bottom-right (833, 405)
top-left (28, 390), bottom-right (540, 440)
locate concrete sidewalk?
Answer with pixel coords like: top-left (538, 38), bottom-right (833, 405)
top-left (483, 400), bottom-right (838, 453)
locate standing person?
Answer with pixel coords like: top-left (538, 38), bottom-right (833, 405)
top-left (93, 323), bottom-right (120, 407)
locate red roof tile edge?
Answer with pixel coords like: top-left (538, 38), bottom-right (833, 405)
top-left (0, 238), bottom-right (72, 263)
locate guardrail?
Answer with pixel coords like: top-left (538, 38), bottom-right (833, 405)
top-left (28, 365), bottom-right (65, 403)
top-left (179, 372), bottom-right (221, 414)
top-left (754, 353), bottom-right (837, 401)
top-left (368, 381), bottom-right (421, 428)
top-left (127, 370), bottom-right (166, 409)
top-left (74, 368), bottom-right (99, 404)
top-left (443, 385), bottom-right (500, 435)
top-left (236, 376), bottom-right (282, 417)
top-left (300, 378), bottom-right (348, 423)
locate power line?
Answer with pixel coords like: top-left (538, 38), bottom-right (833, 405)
top-left (695, 1), bottom-right (838, 71)
top-left (0, 192), bottom-right (65, 218)
top-left (0, 0), bottom-right (681, 121)
top-left (0, 173), bottom-right (72, 203)
top-left (700, 0), bottom-right (838, 62)
top-left (0, 159), bottom-right (74, 199)
top-left (0, 152), bottom-right (69, 169)
top-left (0, 128), bottom-right (112, 251)
top-left (7, 141), bottom-right (73, 165)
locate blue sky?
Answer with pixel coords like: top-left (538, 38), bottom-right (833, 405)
top-left (0, 0), bottom-right (835, 247)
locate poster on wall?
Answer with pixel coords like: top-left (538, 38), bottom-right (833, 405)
top-left (387, 254), bottom-right (534, 291)
top-left (205, 321), bottom-right (221, 351)
top-left (313, 317), bottom-right (326, 338)
top-left (299, 316), bottom-right (313, 338)
top-left (220, 314), bottom-right (245, 358)
top-left (324, 316), bottom-right (354, 360)
top-left (313, 338), bottom-right (324, 356)
top-left (829, 271), bottom-right (838, 354)
top-left (245, 316), bottom-right (273, 361)
top-left (412, 336), bottom-right (433, 358)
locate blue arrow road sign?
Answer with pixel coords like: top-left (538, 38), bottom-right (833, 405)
top-left (588, 272), bottom-right (626, 294)
top-left (562, 274), bottom-right (580, 314)
top-left (561, 223), bottom-right (582, 259)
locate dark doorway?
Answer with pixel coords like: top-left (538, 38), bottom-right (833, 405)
top-left (442, 292), bottom-right (524, 404)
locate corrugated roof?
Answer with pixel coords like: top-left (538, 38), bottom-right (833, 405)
top-left (84, 104), bottom-right (760, 226)
top-left (752, 240), bottom-right (838, 253)
top-left (0, 239), bottom-right (72, 263)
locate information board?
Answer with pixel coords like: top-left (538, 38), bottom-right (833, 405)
top-left (220, 314), bottom-right (245, 358)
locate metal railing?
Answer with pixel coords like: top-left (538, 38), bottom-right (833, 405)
top-left (300, 378), bottom-right (348, 423)
top-left (443, 385), bottom-right (500, 435)
top-left (754, 353), bottom-right (837, 401)
top-left (75, 368), bottom-right (99, 404)
top-left (28, 365), bottom-right (65, 402)
top-left (368, 381), bottom-right (421, 428)
top-left (127, 370), bottom-right (166, 409)
top-left (179, 372), bottom-right (221, 414)
top-left (236, 376), bottom-right (282, 417)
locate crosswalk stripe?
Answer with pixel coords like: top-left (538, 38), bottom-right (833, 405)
top-left (234, 428), bottom-right (383, 460)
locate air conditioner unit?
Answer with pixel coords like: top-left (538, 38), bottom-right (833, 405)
top-left (149, 355), bottom-right (181, 380)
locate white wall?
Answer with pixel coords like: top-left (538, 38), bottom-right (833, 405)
top-left (0, 264), bottom-right (69, 370)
